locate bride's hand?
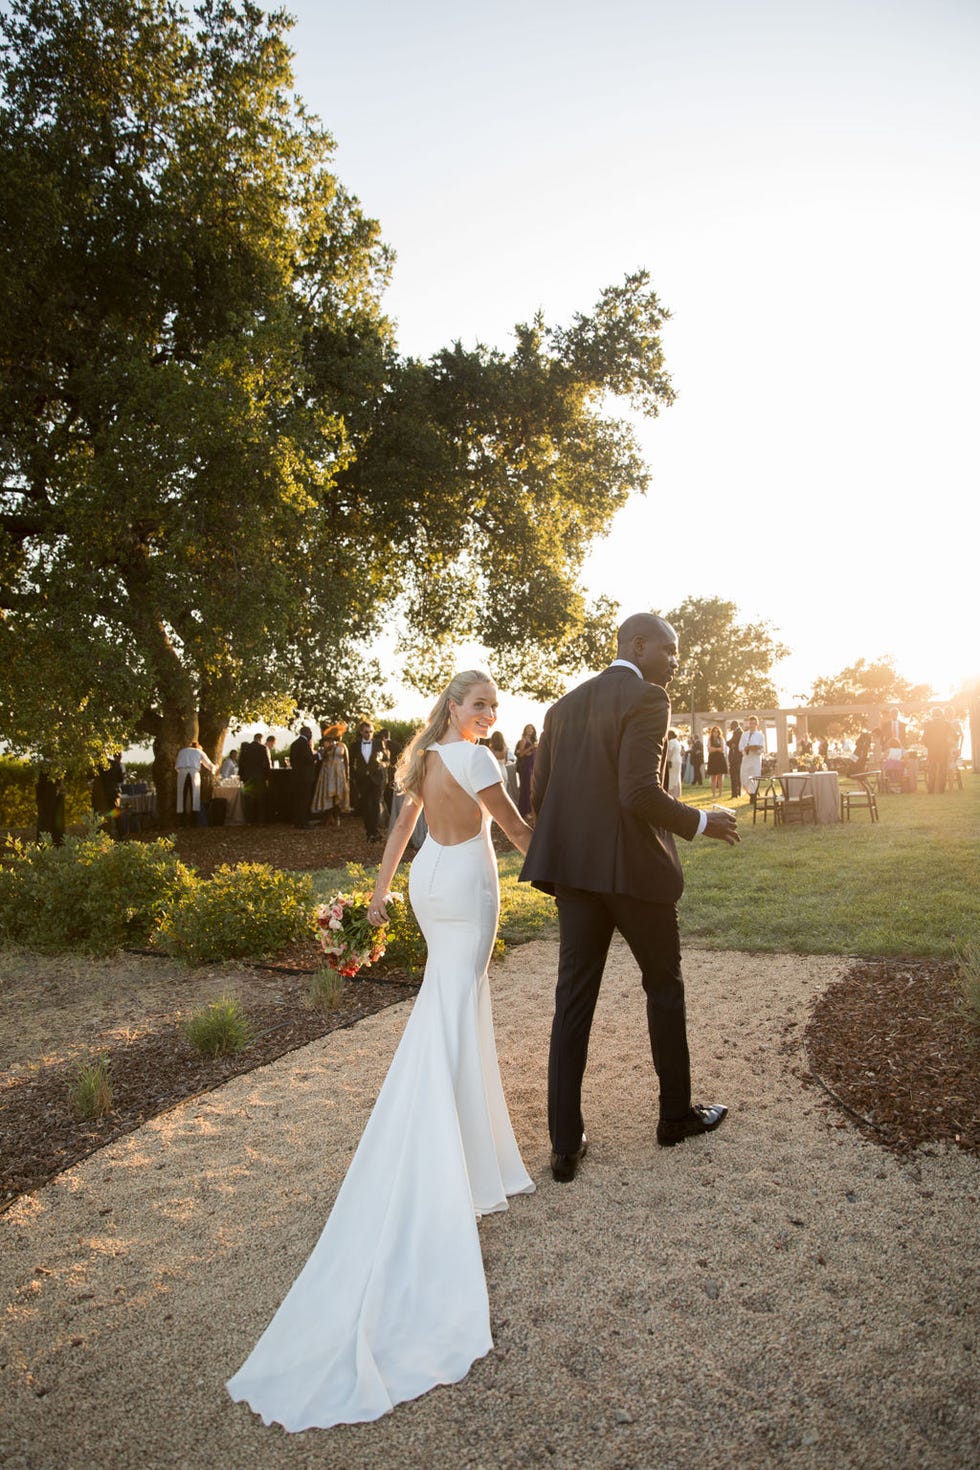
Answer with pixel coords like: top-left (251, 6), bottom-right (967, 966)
top-left (367, 894), bottom-right (388, 927)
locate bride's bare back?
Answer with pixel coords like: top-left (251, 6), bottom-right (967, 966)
top-left (420, 746), bottom-right (484, 845)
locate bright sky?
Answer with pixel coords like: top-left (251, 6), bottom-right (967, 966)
top-left (284, 0), bottom-right (979, 733)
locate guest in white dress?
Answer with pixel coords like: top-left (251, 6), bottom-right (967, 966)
top-left (738, 717), bottom-right (766, 796)
top-left (227, 670), bottom-right (535, 1431)
top-left (666, 728), bottom-right (683, 799)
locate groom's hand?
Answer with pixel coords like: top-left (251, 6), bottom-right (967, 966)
top-left (705, 809), bottom-right (740, 845)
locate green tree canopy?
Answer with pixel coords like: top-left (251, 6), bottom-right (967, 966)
top-left (0, 0), bottom-right (676, 806)
top-left (800, 657), bottom-right (934, 733)
top-left (662, 596), bottom-right (789, 716)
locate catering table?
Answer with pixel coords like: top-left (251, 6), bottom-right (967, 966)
top-left (118, 786), bottom-right (157, 832)
top-left (781, 771), bottom-right (840, 824)
top-left (212, 779), bottom-right (245, 824)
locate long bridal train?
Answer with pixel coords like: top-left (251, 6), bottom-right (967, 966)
top-left (227, 740), bottom-right (535, 1432)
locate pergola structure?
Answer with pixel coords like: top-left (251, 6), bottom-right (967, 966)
top-left (688, 704), bottom-right (973, 775)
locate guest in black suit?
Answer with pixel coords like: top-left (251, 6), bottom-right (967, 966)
top-left (521, 612), bottom-right (739, 1181)
top-left (35, 765), bottom-right (66, 846)
top-left (238, 732), bottom-right (271, 824)
top-left (289, 726), bottom-right (317, 828)
top-left (726, 721), bottom-right (743, 797)
top-left (349, 719), bottom-right (390, 842)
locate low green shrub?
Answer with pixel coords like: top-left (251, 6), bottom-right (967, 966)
top-left (70, 1057), bottom-right (113, 1119)
top-left (0, 826), bottom-right (196, 953)
top-left (157, 862), bottom-right (314, 963)
top-left (184, 996), bottom-right (253, 1055)
top-left (0, 755), bottom-right (91, 830)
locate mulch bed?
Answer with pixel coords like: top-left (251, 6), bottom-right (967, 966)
top-left (2, 821), bottom-right (976, 1214)
top-left (804, 957), bottom-right (979, 1156)
top-left (0, 966), bottom-right (419, 1210)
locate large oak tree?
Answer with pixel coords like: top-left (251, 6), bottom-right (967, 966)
top-left (0, 0), bottom-right (675, 810)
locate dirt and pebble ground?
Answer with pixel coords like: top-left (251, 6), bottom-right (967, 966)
top-left (0, 821), bottom-right (977, 1469)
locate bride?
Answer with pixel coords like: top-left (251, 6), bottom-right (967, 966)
top-left (227, 671), bottom-right (535, 1431)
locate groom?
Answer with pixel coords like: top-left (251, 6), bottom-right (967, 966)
top-left (521, 612), bottom-right (739, 1181)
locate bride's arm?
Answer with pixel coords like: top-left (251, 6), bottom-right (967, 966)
top-left (477, 782), bottom-right (534, 856)
top-left (368, 795), bottom-right (422, 924)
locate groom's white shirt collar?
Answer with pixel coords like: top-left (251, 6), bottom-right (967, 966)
top-left (610, 658), bottom-right (643, 678)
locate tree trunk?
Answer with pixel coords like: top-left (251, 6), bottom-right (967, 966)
top-left (197, 710), bottom-right (229, 767)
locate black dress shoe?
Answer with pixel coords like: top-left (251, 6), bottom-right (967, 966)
top-left (656, 1104), bottom-right (728, 1147)
top-left (550, 1136), bottom-right (587, 1183)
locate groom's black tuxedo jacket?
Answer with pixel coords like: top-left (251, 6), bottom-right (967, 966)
top-left (520, 666), bottom-right (700, 904)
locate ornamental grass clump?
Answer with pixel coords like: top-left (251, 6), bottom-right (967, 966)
top-left (184, 996), bottom-right (253, 1056)
top-left (309, 967), bottom-right (345, 1012)
top-left (954, 937), bottom-right (980, 1031)
top-left (70, 1057), bottom-right (113, 1120)
top-left (156, 862), bottom-right (314, 963)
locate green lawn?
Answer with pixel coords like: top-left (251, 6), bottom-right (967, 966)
top-left (673, 775), bottom-right (979, 957)
top-left (313, 776), bottom-right (979, 962)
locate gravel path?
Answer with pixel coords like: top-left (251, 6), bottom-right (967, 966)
top-left (2, 942), bottom-right (977, 1470)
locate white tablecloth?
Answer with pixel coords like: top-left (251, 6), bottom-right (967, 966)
top-left (781, 771), bottom-right (840, 824)
top-left (212, 780), bottom-right (245, 825)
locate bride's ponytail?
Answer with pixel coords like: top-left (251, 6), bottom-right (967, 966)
top-left (397, 670), bottom-right (493, 798)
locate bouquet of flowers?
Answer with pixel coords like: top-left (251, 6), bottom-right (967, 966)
top-left (315, 891), bottom-right (403, 977)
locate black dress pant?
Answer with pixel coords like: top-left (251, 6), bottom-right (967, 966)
top-left (549, 885), bottom-right (691, 1154)
top-left (729, 755), bottom-right (742, 798)
top-left (359, 781), bottom-right (384, 839)
top-left (292, 773), bottom-right (316, 826)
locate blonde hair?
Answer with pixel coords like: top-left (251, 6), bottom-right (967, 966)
top-left (397, 670), bottom-right (494, 798)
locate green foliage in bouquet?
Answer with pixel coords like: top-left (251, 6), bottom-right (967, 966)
top-left (0, 825), bottom-right (196, 953)
top-left (156, 863), bottom-right (314, 964)
top-left (340, 862), bottom-right (427, 979)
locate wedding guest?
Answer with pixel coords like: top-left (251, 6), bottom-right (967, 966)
top-left (488, 730), bottom-right (520, 804)
top-left (515, 724), bottom-right (537, 818)
top-left (220, 748), bottom-right (239, 779)
top-left (350, 718), bottom-right (389, 843)
top-left (377, 727), bottom-right (396, 814)
top-left (706, 724), bottom-right (727, 798)
top-left (289, 726), bottom-right (317, 828)
top-left (175, 740), bottom-right (218, 827)
top-left (881, 709), bottom-right (905, 745)
top-left (35, 764), bottom-right (65, 846)
top-left (666, 727), bottom-right (683, 798)
top-left (739, 717), bottom-right (766, 797)
top-left (944, 706), bottom-right (964, 784)
top-left (726, 721), bottom-right (743, 797)
top-left (238, 732), bottom-right (271, 824)
top-left (688, 732), bottom-right (704, 786)
top-left (922, 710), bottom-right (951, 794)
top-left (265, 734), bottom-right (278, 767)
top-left (312, 723), bottom-right (350, 827)
top-left (521, 611), bottom-right (739, 1181)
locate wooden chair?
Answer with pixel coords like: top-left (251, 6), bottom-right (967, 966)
top-left (840, 771), bottom-right (880, 822)
top-left (778, 775), bottom-right (817, 824)
top-left (751, 777), bottom-right (782, 825)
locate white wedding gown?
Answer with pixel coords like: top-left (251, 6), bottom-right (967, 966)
top-left (227, 740), bottom-right (534, 1431)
